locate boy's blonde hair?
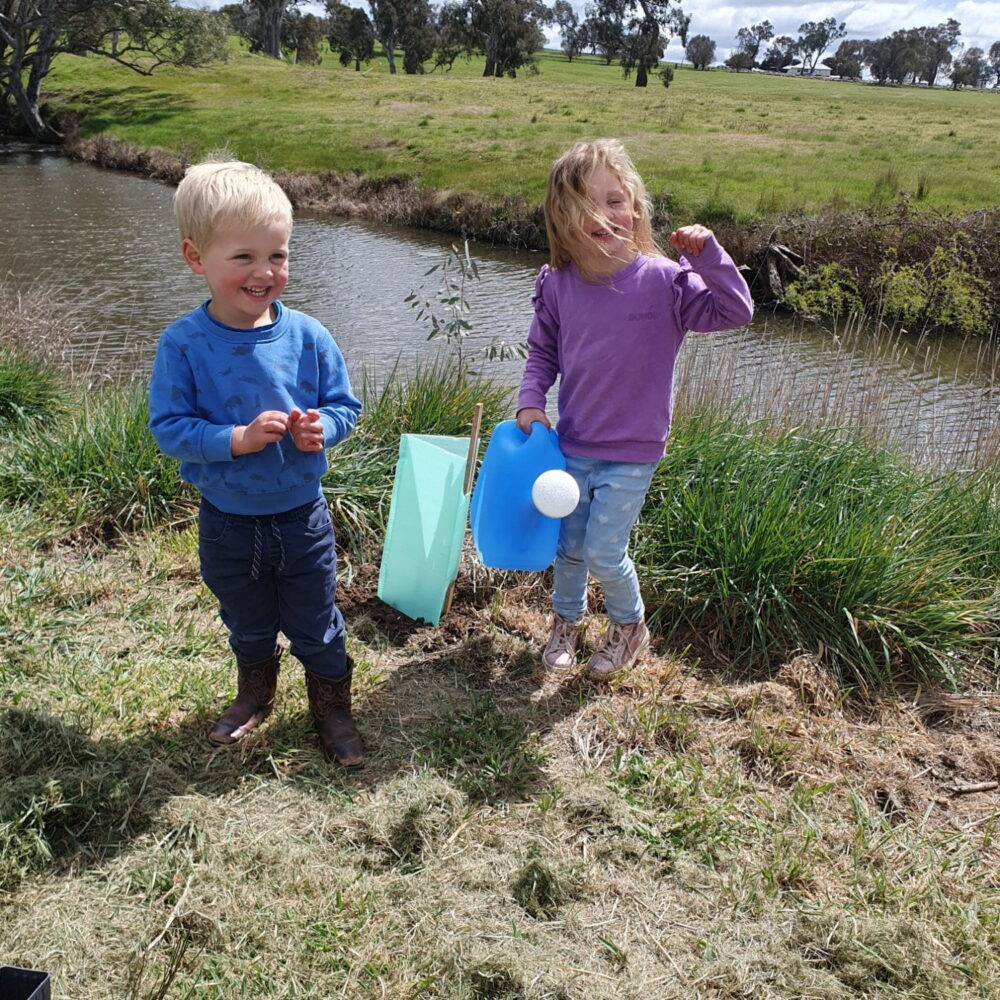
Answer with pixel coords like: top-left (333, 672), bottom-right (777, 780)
top-left (174, 160), bottom-right (293, 248)
top-left (544, 139), bottom-right (661, 277)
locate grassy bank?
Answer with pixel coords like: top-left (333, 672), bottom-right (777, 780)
top-left (40, 44), bottom-right (1000, 335)
top-left (1, 329), bottom-right (1000, 996)
top-left (46, 46), bottom-right (1000, 223)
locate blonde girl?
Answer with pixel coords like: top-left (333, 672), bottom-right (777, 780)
top-left (516, 139), bottom-right (754, 679)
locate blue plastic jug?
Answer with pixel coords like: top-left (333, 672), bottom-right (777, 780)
top-left (471, 420), bottom-right (567, 571)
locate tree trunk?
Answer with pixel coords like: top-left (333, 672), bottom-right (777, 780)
top-left (636, 65), bottom-right (648, 86)
top-left (8, 72), bottom-right (62, 143)
top-left (6, 22), bottom-right (63, 143)
top-left (261, 3), bottom-right (283, 59)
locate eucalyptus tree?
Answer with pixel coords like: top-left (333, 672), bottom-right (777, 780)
top-left (586, 0), bottom-right (689, 86)
top-left (275, 8), bottom-right (325, 63)
top-left (950, 46), bottom-right (988, 89)
top-left (1, 0), bottom-right (226, 143)
top-left (914, 19), bottom-right (960, 86)
top-left (824, 39), bottom-right (863, 79)
top-left (685, 33), bottom-right (714, 70)
top-left (733, 20), bottom-right (773, 67)
top-left (252, 0), bottom-right (296, 58)
top-left (326, 2), bottom-right (375, 70)
top-left (434, 0), bottom-right (551, 78)
top-left (759, 35), bottom-right (797, 71)
top-left (795, 17), bottom-right (846, 74)
top-left (582, 0), bottom-right (626, 64)
top-left (989, 41), bottom-right (1000, 87)
top-left (862, 31), bottom-right (917, 85)
top-left (553, 0), bottom-right (583, 61)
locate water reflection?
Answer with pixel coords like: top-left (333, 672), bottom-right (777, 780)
top-left (2, 147), bottom-right (998, 468)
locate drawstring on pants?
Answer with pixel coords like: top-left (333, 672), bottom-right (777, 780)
top-left (250, 517), bottom-right (287, 580)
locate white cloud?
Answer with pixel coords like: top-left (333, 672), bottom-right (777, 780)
top-left (553, 0), bottom-right (999, 60)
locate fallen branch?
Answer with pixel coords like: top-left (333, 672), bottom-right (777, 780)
top-left (946, 781), bottom-right (999, 796)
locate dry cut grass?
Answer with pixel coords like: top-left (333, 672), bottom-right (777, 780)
top-left (2, 527), bottom-right (999, 999)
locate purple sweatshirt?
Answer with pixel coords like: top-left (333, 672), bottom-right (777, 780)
top-left (517, 236), bottom-right (754, 463)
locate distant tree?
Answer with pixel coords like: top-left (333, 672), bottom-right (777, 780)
top-left (796, 18), bottom-right (846, 74)
top-left (666, 8), bottom-right (690, 49)
top-left (1, 0), bottom-right (227, 143)
top-left (432, 3), bottom-right (470, 70)
top-left (733, 20), bottom-right (773, 66)
top-left (913, 19), bottom-right (961, 86)
top-left (282, 10), bottom-right (326, 64)
top-left (433, 0), bottom-right (551, 78)
top-left (553, 0), bottom-right (582, 60)
top-left (686, 34), bottom-right (715, 70)
top-left (368, 0), bottom-right (403, 73)
top-left (327, 2), bottom-right (376, 70)
top-left (582, 0), bottom-right (625, 65)
top-left (252, 0), bottom-right (299, 58)
top-left (950, 46), bottom-right (988, 89)
top-left (824, 39), bottom-right (863, 79)
top-left (399, 0), bottom-right (437, 73)
top-left (759, 35), bottom-right (797, 72)
top-left (581, 1), bottom-right (687, 86)
top-left (989, 41), bottom-right (1000, 87)
top-left (863, 31), bottom-right (917, 85)
top-left (724, 50), bottom-right (754, 72)
top-left (219, 0), bottom-right (298, 57)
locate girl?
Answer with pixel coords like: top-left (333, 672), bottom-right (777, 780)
top-left (516, 139), bottom-right (753, 680)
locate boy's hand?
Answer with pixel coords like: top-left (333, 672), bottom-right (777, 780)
top-left (289, 408), bottom-right (325, 452)
top-left (231, 410), bottom-right (290, 456)
top-left (669, 224), bottom-right (714, 257)
top-left (515, 407), bottom-right (551, 435)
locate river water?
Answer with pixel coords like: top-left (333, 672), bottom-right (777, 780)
top-left (2, 145), bottom-right (998, 469)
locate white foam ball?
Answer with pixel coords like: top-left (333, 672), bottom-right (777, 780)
top-left (531, 469), bottom-right (580, 519)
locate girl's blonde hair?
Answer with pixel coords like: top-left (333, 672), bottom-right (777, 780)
top-left (174, 160), bottom-right (293, 249)
top-left (544, 139), bottom-right (661, 278)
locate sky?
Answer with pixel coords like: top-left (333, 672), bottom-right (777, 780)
top-left (181, 1), bottom-right (1000, 64)
top-left (643, 1), bottom-right (1000, 63)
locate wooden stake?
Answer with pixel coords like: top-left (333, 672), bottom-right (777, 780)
top-left (463, 402), bottom-right (484, 496)
top-left (442, 402), bottom-right (484, 618)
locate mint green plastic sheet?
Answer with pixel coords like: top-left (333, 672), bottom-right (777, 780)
top-left (377, 433), bottom-right (471, 625)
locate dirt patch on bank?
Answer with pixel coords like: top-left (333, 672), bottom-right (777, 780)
top-left (336, 566), bottom-right (1000, 841)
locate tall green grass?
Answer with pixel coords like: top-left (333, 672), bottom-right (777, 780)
top-left (0, 382), bottom-right (183, 537)
top-left (638, 411), bottom-right (1000, 687)
top-left (0, 346), bottom-right (996, 690)
top-left (0, 354), bottom-right (510, 548)
top-left (0, 348), bottom-right (64, 424)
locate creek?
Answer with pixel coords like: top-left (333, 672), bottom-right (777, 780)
top-left (2, 145), bottom-right (998, 469)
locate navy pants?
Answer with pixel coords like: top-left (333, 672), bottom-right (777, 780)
top-left (198, 497), bottom-right (348, 679)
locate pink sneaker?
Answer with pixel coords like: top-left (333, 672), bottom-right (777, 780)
top-left (587, 620), bottom-right (650, 680)
top-left (542, 615), bottom-right (583, 671)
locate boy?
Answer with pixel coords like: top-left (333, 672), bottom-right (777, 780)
top-left (149, 161), bottom-right (364, 766)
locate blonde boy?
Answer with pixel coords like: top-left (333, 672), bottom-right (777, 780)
top-left (149, 161), bottom-right (365, 766)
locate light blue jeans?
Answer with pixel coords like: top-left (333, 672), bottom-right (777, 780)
top-left (551, 455), bottom-right (658, 625)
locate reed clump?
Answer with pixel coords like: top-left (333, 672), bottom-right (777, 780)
top-left (637, 411), bottom-right (1000, 689)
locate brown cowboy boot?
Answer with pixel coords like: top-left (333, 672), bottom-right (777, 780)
top-left (305, 659), bottom-right (363, 767)
top-left (207, 647), bottom-right (282, 746)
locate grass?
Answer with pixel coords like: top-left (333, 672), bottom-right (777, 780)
top-left (44, 44), bottom-right (1000, 225)
top-left (1, 292), bottom-right (999, 997)
top-left (638, 412), bottom-right (1000, 687)
top-left (2, 555), bottom-right (999, 997)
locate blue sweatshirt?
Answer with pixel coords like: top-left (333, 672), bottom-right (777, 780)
top-left (517, 237), bottom-right (754, 463)
top-left (149, 301), bottom-right (362, 515)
